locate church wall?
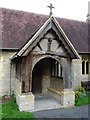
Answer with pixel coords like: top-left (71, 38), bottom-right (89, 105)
top-left (0, 50), bottom-right (16, 96)
top-left (72, 54), bottom-right (90, 90)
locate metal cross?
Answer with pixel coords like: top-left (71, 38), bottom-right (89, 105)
top-left (47, 3), bottom-right (55, 15)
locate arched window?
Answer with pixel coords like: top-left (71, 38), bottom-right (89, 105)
top-left (51, 60), bottom-right (62, 78)
top-left (86, 61), bottom-right (89, 74)
top-left (82, 61), bottom-right (89, 74)
top-left (82, 61), bottom-right (85, 74)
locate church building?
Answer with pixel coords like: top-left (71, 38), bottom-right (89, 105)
top-left (0, 6), bottom-right (90, 112)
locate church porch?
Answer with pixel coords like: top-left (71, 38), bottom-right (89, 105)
top-left (12, 14), bottom-right (79, 112)
top-left (14, 56), bottom-right (75, 112)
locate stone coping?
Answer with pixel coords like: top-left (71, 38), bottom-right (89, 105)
top-left (47, 88), bottom-right (61, 95)
top-left (20, 92), bottom-right (33, 95)
top-left (47, 88), bottom-right (75, 95)
top-left (61, 89), bottom-right (75, 95)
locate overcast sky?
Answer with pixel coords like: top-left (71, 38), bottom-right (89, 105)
top-left (0, 0), bottom-right (89, 21)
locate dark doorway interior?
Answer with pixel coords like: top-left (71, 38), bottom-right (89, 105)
top-left (32, 61), bottom-right (43, 94)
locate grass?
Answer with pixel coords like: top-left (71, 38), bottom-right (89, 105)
top-left (2, 98), bottom-right (34, 119)
top-left (75, 92), bottom-right (90, 106)
top-left (0, 104), bottom-right (2, 120)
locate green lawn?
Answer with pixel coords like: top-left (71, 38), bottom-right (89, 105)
top-left (2, 98), bottom-right (34, 119)
top-left (75, 92), bottom-right (90, 106)
top-left (0, 104), bottom-right (2, 120)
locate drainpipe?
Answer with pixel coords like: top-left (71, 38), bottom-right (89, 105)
top-left (10, 61), bottom-right (12, 95)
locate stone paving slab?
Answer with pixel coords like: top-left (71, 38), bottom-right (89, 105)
top-left (34, 94), bottom-right (63, 111)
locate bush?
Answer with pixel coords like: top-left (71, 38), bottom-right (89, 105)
top-left (78, 87), bottom-right (85, 93)
top-left (75, 87), bottom-right (86, 102)
top-left (75, 91), bottom-right (81, 98)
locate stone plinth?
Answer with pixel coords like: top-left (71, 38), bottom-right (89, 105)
top-left (16, 92), bottom-right (34, 112)
top-left (61, 89), bottom-right (75, 107)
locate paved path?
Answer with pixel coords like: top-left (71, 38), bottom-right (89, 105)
top-left (33, 104), bottom-right (90, 119)
top-left (34, 94), bottom-right (62, 111)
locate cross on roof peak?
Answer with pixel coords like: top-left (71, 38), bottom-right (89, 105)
top-left (47, 3), bottom-right (55, 16)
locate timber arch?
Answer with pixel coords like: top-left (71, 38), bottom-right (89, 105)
top-left (31, 57), bottom-right (64, 95)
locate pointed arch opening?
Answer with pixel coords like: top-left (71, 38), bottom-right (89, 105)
top-left (31, 57), bottom-right (63, 95)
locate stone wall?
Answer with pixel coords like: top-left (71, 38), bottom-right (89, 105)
top-left (72, 54), bottom-right (90, 90)
top-left (42, 59), bottom-right (50, 93)
top-left (0, 51), bottom-right (16, 96)
top-left (50, 77), bottom-right (63, 91)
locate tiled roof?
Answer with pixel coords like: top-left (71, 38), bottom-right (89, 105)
top-left (0, 8), bottom-right (89, 53)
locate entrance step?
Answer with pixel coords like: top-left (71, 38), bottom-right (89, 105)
top-left (34, 94), bottom-right (63, 111)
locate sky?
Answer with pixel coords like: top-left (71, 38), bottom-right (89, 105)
top-left (0, 0), bottom-right (89, 22)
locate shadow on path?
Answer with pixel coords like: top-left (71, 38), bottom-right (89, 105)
top-left (33, 104), bottom-right (90, 119)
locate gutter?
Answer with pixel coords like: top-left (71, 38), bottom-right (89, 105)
top-left (79, 52), bottom-right (90, 55)
top-left (0, 48), bottom-right (19, 51)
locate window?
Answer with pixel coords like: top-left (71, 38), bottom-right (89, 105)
top-left (82, 61), bottom-right (89, 75)
top-left (86, 61), bottom-right (89, 74)
top-left (51, 60), bottom-right (62, 77)
top-left (82, 61), bottom-right (85, 74)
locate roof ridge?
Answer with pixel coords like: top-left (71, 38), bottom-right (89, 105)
top-left (0, 7), bottom-right (86, 23)
top-left (0, 7), bottom-right (48, 17)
